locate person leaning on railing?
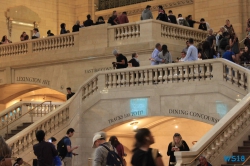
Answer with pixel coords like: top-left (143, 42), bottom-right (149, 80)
top-left (0, 135), bottom-right (12, 166)
top-left (32, 28), bottom-right (40, 39)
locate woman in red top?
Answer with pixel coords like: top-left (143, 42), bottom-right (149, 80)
top-left (109, 136), bottom-right (126, 159)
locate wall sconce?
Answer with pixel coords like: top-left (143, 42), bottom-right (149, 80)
top-left (130, 121), bottom-right (138, 131)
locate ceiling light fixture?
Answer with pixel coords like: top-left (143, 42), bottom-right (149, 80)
top-left (175, 125), bottom-right (178, 128)
top-left (130, 121), bottom-right (139, 131)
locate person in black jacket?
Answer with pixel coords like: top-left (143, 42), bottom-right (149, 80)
top-left (112, 49), bottom-right (128, 69)
top-left (167, 133), bottom-right (190, 166)
top-left (60, 23), bottom-right (68, 34)
top-left (128, 53), bottom-right (140, 67)
top-left (72, 20), bottom-right (81, 32)
top-left (201, 41), bottom-right (214, 59)
top-left (156, 5), bottom-right (169, 22)
top-left (96, 16), bottom-right (105, 25)
top-left (83, 14), bottom-right (94, 27)
top-left (168, 10), bottom-right (177, 24)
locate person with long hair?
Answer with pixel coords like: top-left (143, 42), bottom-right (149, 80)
top-left (201, 41), bottom-right (213, 59)
top-left (240, 45), bottom-right (250, 64)
top-left (131, 128), bottom-right (164, 166)
top-left (167, 133), bottom-right (189, 166)
top-left (1, 35), bottom-right (11, 44)
top-left (109, 136), bottom-right (126, 165)
top-left (0, 135), bottom-right (12, 160)
top-left (224, 19), bottom-right (235, 37)
top-left (158, 44), bottom-right (172, 64)
top-left (13, 158), bottom-right (23, 166)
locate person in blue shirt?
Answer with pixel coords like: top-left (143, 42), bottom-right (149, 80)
top-left (150, 43), bottom-right (165, 65)
top-left (63, 128), bottom-right (78, 166)
top-left (183, 38), bottom-right (198, 61)
top-left (222, 45), bottom-right (235, 62)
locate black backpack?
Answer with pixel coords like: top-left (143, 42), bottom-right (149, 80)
top-left (57, 137), bottom-right (68, 160)
top-left (100, 145), bottom-right (123, 166)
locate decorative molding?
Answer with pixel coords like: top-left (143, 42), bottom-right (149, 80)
top-left (96, 0), bottom-right (194, 20)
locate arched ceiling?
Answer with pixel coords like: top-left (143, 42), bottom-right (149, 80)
top-left (0, 84), bottom-right (65, 104)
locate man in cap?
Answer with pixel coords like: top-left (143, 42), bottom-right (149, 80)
top-left (112, 49), bottom-right (128, 69)
top-left (92, 131), bottom-right (115, 166)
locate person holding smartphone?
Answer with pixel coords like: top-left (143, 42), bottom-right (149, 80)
top-left (167, 133), bottom-right (190, 166)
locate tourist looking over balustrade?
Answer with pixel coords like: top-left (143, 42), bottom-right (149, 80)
top-left (1, 35), bottom-right (12, 44)
top-left (32, 28), bottom-right (40, 39)
top-left (183, 38), bottom-right (198, 61)
top-left (96, 16), bottom-right (105, 25)
top-left (108, 11), bottom-right (119, 25)
top-left (84, 14), bottom-right (94, 27)
top-left (20, 32), bottom-right (29, 41)
top-left (186, 15), bottom-right (199, 28)
top-left (177, 14), bottom-right (189, 27)
top-left (47, 30), bottom-right (54, 37)
top-left (168, 10), bottom-right (177, 24)
top-left (60, 23), bottom-right (69, 34)
top-left (72, 20), bottom-right (81, 32)
top-left (117, 12), bottom-right (129, 24)
top-left (141, 5), bottom-right (153, 20)
top-left (198, 18), bottom-right (210, 31)
top-left (156, 5), bottom-right (169, 22)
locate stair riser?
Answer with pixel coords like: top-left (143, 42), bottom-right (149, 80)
top-left (238, 147), bottom-right (250, 152)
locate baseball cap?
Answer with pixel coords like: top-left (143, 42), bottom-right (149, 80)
top-left (92, 131), bottom-right (106, 148)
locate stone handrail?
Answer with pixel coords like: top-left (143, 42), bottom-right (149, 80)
top-left (177, 91), bottom-right (250, 166)
top-left (6, 73), bottom-right (100, 155)
top-left (0, 33), bottom-right (78, 57)
top-left (0, 101), bottom-right (62, 130)
top-left (107, 20), bottom-right (207, 47)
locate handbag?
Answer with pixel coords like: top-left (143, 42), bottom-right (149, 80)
top-left (0, 158), bottom-right (12, 166)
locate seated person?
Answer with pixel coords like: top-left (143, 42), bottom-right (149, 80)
top-left (197, 156), bottom-right (212, 166)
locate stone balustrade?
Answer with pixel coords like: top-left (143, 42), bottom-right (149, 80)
top-left (177, 92), bottom-right (250, 166)
top-left (5, 59), bottom-right (250, 161)
top-left (0, 101), bottom-right (62, 133)
top-left (0, 20), bottom-right (207, 58)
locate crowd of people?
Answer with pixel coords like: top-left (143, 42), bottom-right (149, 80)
top-left (91, 129), bottom-right (212, 166)
top-left (0, 127), bottom-right (212, 166)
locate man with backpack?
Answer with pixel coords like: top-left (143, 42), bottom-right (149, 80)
top-left (57, 128), bottom-right (78, 166)
top-left (92, 131), bottom-right (123, 166)
top-left (177, 14), bottom-right (189, 27)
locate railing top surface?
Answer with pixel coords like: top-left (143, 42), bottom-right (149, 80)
top-left (107, 19), bottom-right (208, 34)
top-left (0, 101), bottom-right (64, 117)
top-left (175, 91), bottom-right (250, 159)
top-left (0, 32), bottom-right (79, 48)
top-left (94, 59), bottom-right (250, 74)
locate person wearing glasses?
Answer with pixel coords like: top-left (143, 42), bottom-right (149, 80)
top-left (167, 133), bottom-right (190, 166)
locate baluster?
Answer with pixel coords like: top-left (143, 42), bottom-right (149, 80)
top-left (158, 68), bottom-right (163, 84)
top-left (184, 65), bottom-right (189, 82)
top-left (194, 64), bottom-right (199, 81)
top-left (112, 73), bottom-right (117, 88)
top-left (125, 72), bottom-right (130, 87)
top-left (116, 73), bottom-right (121, 87)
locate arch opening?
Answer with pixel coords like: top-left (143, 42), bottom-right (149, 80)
top-left (102, 116), bottom-right (213, 166)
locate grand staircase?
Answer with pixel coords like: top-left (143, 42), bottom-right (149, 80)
top-left (221, 135), bottom-right (250, 166)
top-left (4, 122), bottom-right (33, 140)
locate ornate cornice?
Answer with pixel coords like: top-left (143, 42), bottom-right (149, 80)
top-left (96, 0), bottom-right (193, 20)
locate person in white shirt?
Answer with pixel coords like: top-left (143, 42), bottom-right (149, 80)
top-left (32, 28), bottom-right (40, 39)
top-left (178, 51), bottom-right (186, 62)
top-left (177, 14), bottom-right (189, 26)
top-left (183, 38), bottom-right (198, 61)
